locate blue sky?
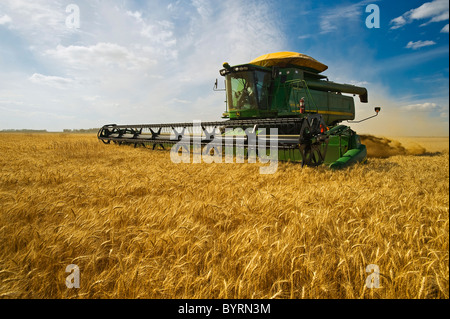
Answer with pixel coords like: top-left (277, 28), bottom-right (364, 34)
top-left (0, 0), bottom-right (448, 136)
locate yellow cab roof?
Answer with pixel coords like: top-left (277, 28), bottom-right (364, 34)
top-left (250, 51), bottom-right (328, 73)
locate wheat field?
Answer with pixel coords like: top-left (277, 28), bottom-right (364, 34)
top-left (0, 133), bottom-right (448, 299)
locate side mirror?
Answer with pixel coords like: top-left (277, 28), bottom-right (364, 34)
top-left (347, 106), bottom-right (381, 123)
top-left (213, 79), bottom-right (226, 92)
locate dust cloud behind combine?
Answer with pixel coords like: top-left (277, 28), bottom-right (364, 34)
top-left (361, 135), bottom-right (428, 158)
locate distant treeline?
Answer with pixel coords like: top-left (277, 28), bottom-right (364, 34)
top-left (0, 129), bottom-right (48, 133)
top-left (62, 128), bottom-right (99, 133)
top-left (1, 128), bottom-right (99, 133)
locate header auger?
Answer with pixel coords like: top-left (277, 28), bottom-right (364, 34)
top-left (98, 51), bottom-right (380, 169)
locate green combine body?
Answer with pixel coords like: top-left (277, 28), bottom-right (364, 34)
top-left (98, 52), bottom-right (378, 169)
top-left (221, 63), bottom-right (367, 126)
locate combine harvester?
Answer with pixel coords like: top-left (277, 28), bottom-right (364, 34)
top-left (98, 52), bottom-right (380, 169)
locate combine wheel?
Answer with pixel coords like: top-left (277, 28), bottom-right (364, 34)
top-left (299, 143), bottom-right (325, 167)
top-left (298, 114), bottom-right (329, 167)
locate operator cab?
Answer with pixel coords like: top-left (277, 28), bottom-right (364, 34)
top-left (220, 64), bottom-right (272, 119)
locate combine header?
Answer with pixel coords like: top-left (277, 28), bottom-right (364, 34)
top-left (98, 52), bottom-right (380, 169)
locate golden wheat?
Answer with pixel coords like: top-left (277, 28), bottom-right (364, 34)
top-left (0, 133), bottom-right (448, 299)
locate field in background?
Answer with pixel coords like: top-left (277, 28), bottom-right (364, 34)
top-left (0, 133), bottom-right (448, 299)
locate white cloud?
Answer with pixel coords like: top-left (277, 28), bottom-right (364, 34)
top-left (126, 10), bottom-right (143, 22)
top-left (29, 73), bottom-right (74, 89)
top-left (127, 10), bottom-right (177, 49)
top-left (0, 0), bottom-right (287, 130)
top-left (405, 40), bottom-right (437, 50)
top-left (140, 22), bottom-right (176, 47)
top-left (350, 80), bottom-right (369, 86)
top-left (409, 0), bottom-right (449, 21)
top-left (390, 16), bottom-right (407, 29)
top-left (401, 102), bottom-right (439, 111)
top-left (0, 0), bottom-right (70, 47)
top-left (168, 0), bottom-right (285, 84)
top-left (428, 10), bottom-right (449, 22)
top-left (45, 43), bottom-right (156, 71)
top-left (298, 34), bottom-right (313, 40)
top-left (170, 98), bottom-right (191, 104)
top-left (319, 0), bottom-right (374, 34)
top-left (371, 46), bottom-right (448, 73)
top-left (191, 0), bottom-right (213, 20)
top-left (0, 14), bottom-right (11, 25)
top-left (441, 23), bottom-right (449, 32)
top-left (390, 0), bottom-right (449, 29)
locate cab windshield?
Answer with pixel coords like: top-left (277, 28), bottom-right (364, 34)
top-left (226, 70), bottom-right (270, 111)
